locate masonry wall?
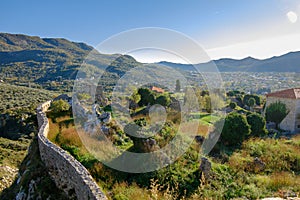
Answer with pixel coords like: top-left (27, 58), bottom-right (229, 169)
top-left (37, 101), bottom-right (107, 200)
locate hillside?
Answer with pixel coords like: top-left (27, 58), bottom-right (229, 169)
top-left (0, 83), bottom-right (67, 199)
top-left (158, 51), bottom-right (300, 72)
top-left (0, 33), bottom-right (121, 91)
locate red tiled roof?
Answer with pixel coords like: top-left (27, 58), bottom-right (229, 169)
top-left (266, 88), bottom-right (300, 99)
top-left (151, 86), bottom-right (164, 93)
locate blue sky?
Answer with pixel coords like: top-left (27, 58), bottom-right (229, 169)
top-left (1, 0), bottom-right (300, 62)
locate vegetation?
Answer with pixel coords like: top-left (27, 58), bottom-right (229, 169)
top-left (246, 113), bottom-right (268, 137)
top-left (0, 83), bottom-right (66, 198)
top-left (0, 83), bottom-right (57, 114)
top-left (0, 33), bottom-right (121, 92)
top-left (219, 112), bottom-right (251, 146)
top-left (137, 88), bottom-right (155, 106)
top-left (229, 101), bottom-right (237, 109)
top-left (175, 79), bottom-right (181, 92)
top-left (244, 94), bottom-right (261, 106)
top-left (46, 84), bottom-right (300, 199)
top-left (48, 110), bottom-right (300, 199)
top-left (1, 32), bottom-right (300, 199)
top-left (51, 99), bottom-right (70, 113)
top-left (265, 101), bottom-right (289, 127)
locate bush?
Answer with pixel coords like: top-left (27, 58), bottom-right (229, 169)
top-left (248, 97), bottom-right (256, 107)
top-left (244, 94), bottom-right (261, 106)
top-left (138, 88), bottom-right (155, 106)
top-left (229, 102), bottom-right (237, 109)
top-left (155, 94), bottom-right (171, 107)
top-left (247, 113), bottom-right (268, 137)
top-left (51, 99), bottom-right (70, 113)
top-left (219, 112), bottom-right (251, 146)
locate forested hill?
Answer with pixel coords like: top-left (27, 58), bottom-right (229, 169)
top-left (0, 33), bottom-right (128, 90)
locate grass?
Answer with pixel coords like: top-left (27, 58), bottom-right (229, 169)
top-left (199, 114), bottom-right (221, 125)
top-left (0, 83), bottom-right (67, 198)
top-left (190, 112), bottom-right (222, 126)
top-left (0, 83), bottom-right (57, 114)
top-left (0, 137), bottom-right (30, 167)
top-left (228, 137), bottom-right (300, 173)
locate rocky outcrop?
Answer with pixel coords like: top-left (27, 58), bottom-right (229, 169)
top-left (199, 157), bottom-right (211, 180)
top-left (37, 101), bottom-right (107, 200)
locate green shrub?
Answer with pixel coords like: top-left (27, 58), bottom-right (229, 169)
top-left (229, 102), bottom-right (237, 109)
top-left (219, 113), bottom-right (251, 146)
top-left (247, 113), bottom-right (268, 137)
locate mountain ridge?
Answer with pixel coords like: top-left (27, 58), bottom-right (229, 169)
top-left (157, 51), bottom-right (300, 72)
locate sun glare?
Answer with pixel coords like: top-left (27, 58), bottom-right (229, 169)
top-left (287, 11), bottom-right (298, 23)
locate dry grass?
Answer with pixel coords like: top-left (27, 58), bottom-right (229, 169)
top-left (256, 172), bottom-right (300, 194)
top-left (59, 126), bottom-right (82, 147)
top-left (197, 124), bottom-right (210, 137)
top-left (47, 119), bottom-right (60, 142)
top-left (268, 172), bottom-right (298, 190)
top-left (77, 129), bottom-right (120, 161)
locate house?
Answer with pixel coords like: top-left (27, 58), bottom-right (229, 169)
top-left (151, 86), bottom-right (164, 93)
top-left (265, 88), bottom-right (300, 133)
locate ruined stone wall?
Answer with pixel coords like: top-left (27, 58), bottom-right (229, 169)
top-left (37, 101), bottom-right (107, 200)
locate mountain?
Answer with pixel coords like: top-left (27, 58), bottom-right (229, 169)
top-left (1, 32), bottom-right (299, 92)
top-left (0, 33), bottom-right (128, 91)
top-left (158, 51), bottom-right (300, 72)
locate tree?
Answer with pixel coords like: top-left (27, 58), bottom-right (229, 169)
top-left (244, 94), bottom-right (261, 106)
top-left (131, 89), bottom-right (141, 104)
top-left (155, 94), bottom-right (171, 107)
top-left (175, 79), bottom-right (181, 92)
top-left (248, 97), bottom-right (256, 111)
top-left (201, 90), bottom-right (209, 97)
top-left (248, 97), bottom-right (256, 107)
top-left (51, 99), bottom-right (70, 113)
top-left (265, 101), bottom-right (288, 128)
top-left (247, 113), bottom-right (267, 137)
top-left (220, 112), bottom-right (251, 146)
top-left (184, 87), bottom-right (199, 112)
top-left (229, 102), bottom-right (237, 109)
top-left (138, 88), bottom-right (155, 106)
top-left (203, 95), bottom-right (212, 113)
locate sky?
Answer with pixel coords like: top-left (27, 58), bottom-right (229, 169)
top-left (1, 0), bottom-right (300, 63)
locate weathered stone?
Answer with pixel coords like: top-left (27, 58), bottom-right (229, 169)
top-left (199, 157), bottom-right (211, 179)
top-left (16, 191), bottom-right (27, 200)
top-left (253, 157), bottom-right (266, 172)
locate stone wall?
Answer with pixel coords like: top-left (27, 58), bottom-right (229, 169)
top-left (37, 101), bottom-right (107, 200)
